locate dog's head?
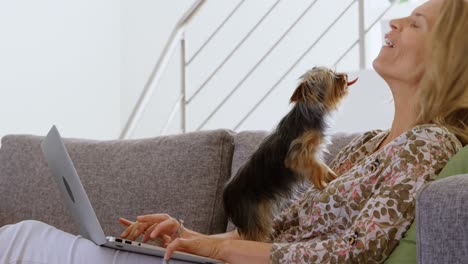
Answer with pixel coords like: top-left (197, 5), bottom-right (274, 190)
top-left (290, 67), bottom-right (357, 110)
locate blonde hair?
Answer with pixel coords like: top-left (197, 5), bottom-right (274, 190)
top-left (415, 0), bottom-right (468, 145)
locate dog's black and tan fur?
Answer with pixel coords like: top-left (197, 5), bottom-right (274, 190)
top-left (222, 67), bottom-right (356, 241)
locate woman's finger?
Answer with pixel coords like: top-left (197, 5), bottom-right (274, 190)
top-left (121, 222), bottom-right (137, 238)
top-left (118, 217), bottom-right (134, 227)
top-left (128, 225), bottom-right (140, 241)
top-left (136, 213), bottom-right (171, 223)
top-left (129, 222), bottom-right (150, 241)
top-left (119, 217), bottom-right (137, 238)
top-left (164, 238), bottom-right (193, 260)
top-left (121, 222), bottom-right (146, 240)
top-left (142, 222), bottom-right (159, 243)
top-left (162, 235), bottom-right (172, 246)
top-left (150, 218), bottom-right (179, 239)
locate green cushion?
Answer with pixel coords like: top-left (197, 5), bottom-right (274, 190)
top-left (384, 145), bottom-right (468, 263)
top-left (436, 145), bottom-right (468, 178)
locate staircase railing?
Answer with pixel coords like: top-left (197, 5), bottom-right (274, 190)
top-left (119, 0), bottom-right (205, 139)
top-left (120, 0), bottom-right (397, 139)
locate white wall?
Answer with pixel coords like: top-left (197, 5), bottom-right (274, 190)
top-left (0, 0), bottom-right (425, 142)
top-left (0, 0), bottom-right (120, 141)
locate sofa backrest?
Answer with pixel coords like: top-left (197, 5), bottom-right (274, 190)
top-left (0, 129), bottom-right (359, 236)
top-left (0, 129), bottom-right (235, 236)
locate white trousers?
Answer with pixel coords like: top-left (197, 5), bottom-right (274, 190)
top-left (0, 220), bottom-right (194, 264)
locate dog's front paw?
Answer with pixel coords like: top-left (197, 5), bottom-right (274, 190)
top-left (309, 162), bottom-right (337, 189)
top-left (284, 131), bottom-right (322, 171)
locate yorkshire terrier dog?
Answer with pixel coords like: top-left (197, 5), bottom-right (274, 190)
top-left (222, 67), bottom-right (357, 241)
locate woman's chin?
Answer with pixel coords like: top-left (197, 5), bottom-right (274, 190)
top-left (372, 58), bottom-right (396, 84)
top-left (372, 58), bottom-right (385, 76)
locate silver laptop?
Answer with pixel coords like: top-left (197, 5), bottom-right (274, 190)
top-left (41, 125), bottom-right (223, 264)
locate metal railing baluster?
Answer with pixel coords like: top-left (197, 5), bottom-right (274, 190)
top-left (358, 0), bottom-right (366, 69)
top-left (180, 36), bottom-right (187, 134)
top-left (119, 0), bottom-right (205, 139)
top-left (160, 95), bottom-right (184, 135)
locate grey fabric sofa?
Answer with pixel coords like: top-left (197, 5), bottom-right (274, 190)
top-left (0, 129), bottom-right (466, 263)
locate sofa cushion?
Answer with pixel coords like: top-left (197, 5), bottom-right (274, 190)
top-left (231, 130), bottom-right (269, 176)
top-left (0, 129), bottom-right (234, 237)
top-left (437, 145), bottom-right (468, 178)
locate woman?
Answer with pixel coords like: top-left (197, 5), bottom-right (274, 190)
top-left (1, 0), bottom-right (467, 263)
top-left (121, 1), bottom-right (468, 262)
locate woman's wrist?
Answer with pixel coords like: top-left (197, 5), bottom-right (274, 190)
top-left (179, 225), bottom-right (238, 240)
top-left (217, 239), bottom-right (232, 260)
top-left (182, 228), bottom-right (206, 239)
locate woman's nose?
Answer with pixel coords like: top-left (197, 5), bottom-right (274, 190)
top-left (389, 18), bottom-right (402, 31)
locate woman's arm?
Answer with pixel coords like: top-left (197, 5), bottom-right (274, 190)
top-left (220, 239), bottom-right (272, 264)
top-left (208, 229), bottom-right (241, 240)
top-left (164, 236), bottom-right (272, 263)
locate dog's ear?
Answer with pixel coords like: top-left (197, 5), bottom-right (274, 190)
top-left (290, 83), bottom-right (306, 102)
top-left (290, 81), bottom-right (321, 104)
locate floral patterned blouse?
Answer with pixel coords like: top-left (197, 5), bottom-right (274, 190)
top-left (269, 124), bottom-right (462, 263)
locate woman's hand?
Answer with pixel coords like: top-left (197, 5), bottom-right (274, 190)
top-left (165, 238), bottom-right (273, 263)
top-left (119, 215), bottom-right (271, 263)
top-left (164, 236), bottom-right (226, 261)
top-left (118, 214), bottom-right (202, 243)
top-left (118, 217), bottom-right (166, 243)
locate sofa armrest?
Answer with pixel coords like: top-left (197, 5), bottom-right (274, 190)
top-left (416, 174), bottom-right (468, 264)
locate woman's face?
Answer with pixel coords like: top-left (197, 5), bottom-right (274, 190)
top-left (373, 0), bottom-right (444, 87)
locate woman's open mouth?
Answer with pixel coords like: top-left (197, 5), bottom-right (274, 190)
top-left (384, 35), bottom-right (395, 48)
